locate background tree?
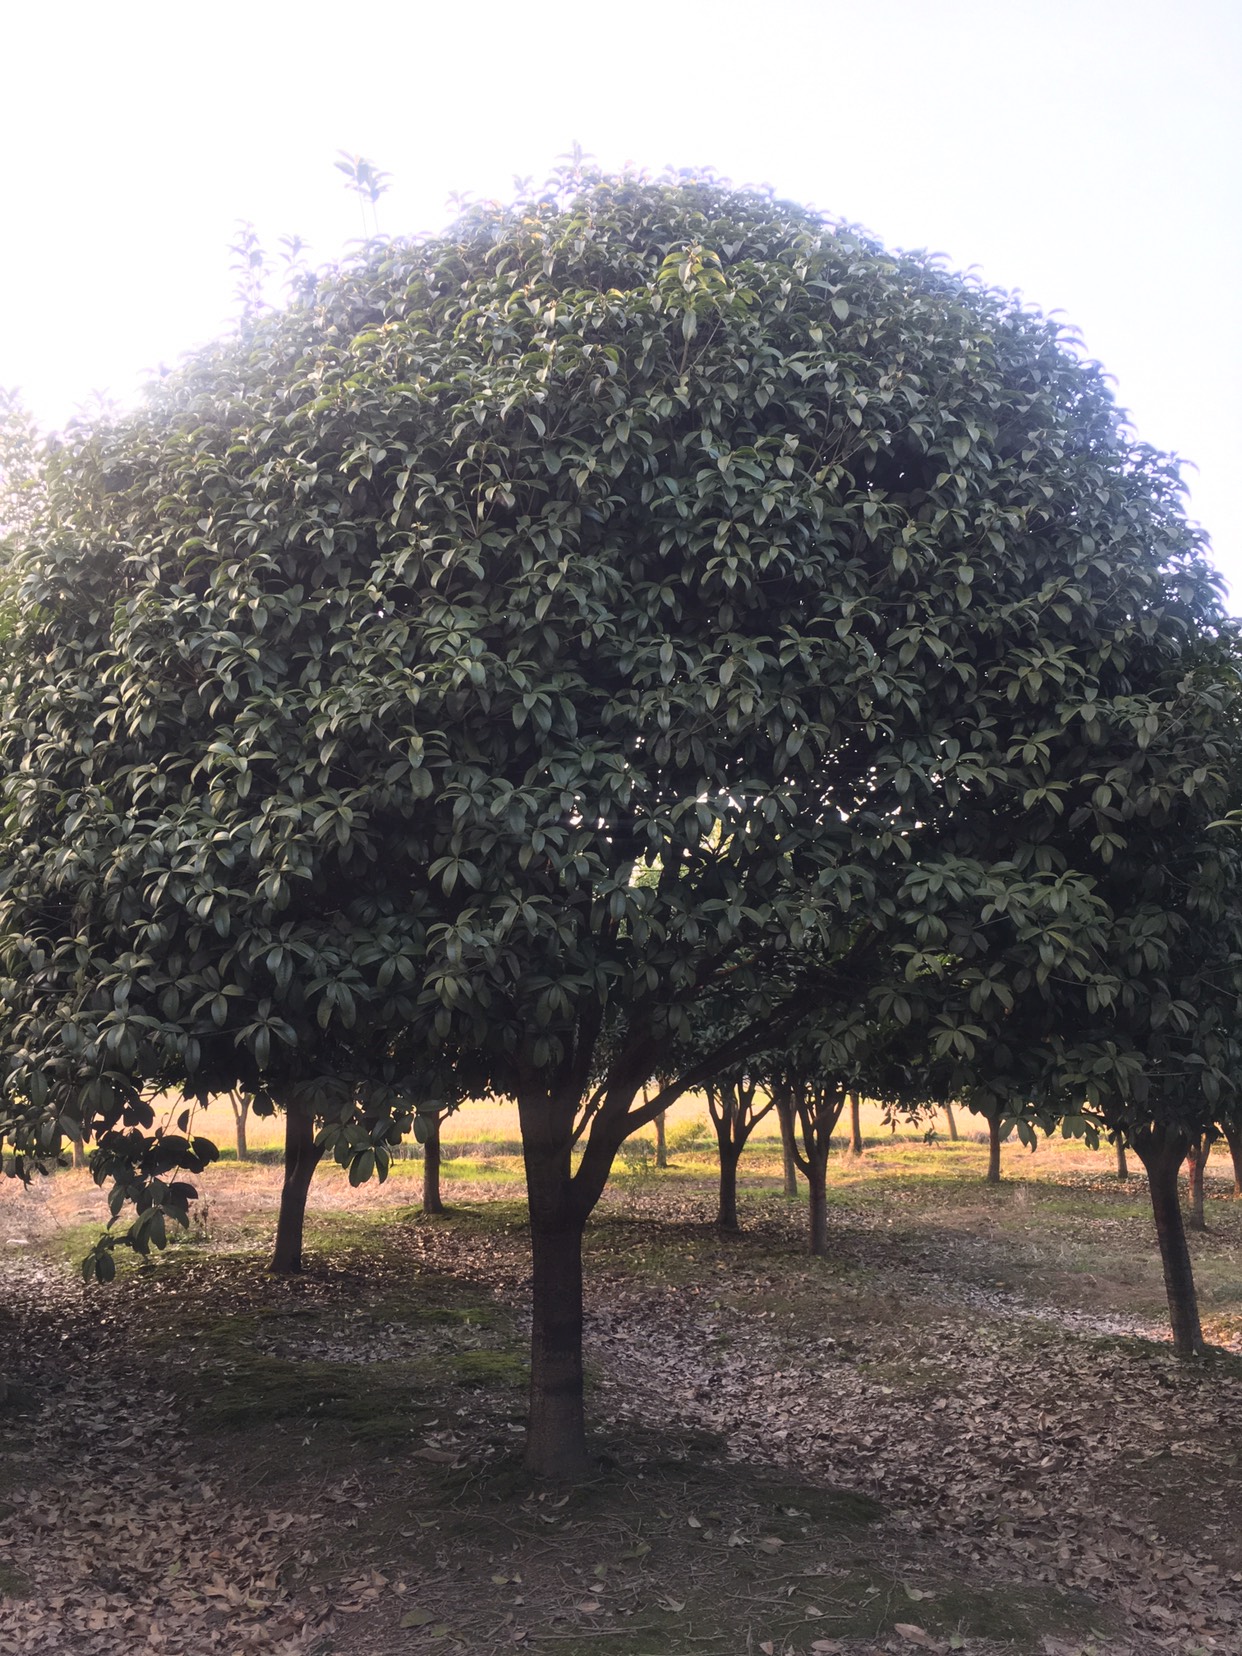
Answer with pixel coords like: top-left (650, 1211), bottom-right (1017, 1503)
top-left (775, 1088), bottom-right (800, 1195)
top-left (769, 1059), bottom-right (848, 1256)
top-left (704, 1066), bottom-right (774, 1232)
top-left (848, 1091), bottom-right (864, 1156)
top-left (226, 1089), bottom-right (252, 1161)
top-left (1222, 1119), bottom-right (1242, 1197)
top-left (1184, 1129), bottom-right (1215, 1232)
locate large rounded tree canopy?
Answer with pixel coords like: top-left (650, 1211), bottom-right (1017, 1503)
top-left (1, 169), bottom-right (1234, 1158)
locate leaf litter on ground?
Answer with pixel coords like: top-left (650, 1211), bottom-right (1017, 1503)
top-left (1, 1150), bottom-right (1240, 1655)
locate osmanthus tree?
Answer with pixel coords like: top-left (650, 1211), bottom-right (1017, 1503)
top-left (927, 684), bottom-right (1242, 1358)
top-left (758, 993), bottom-right (961, 1254)
top-left (1082, 812), bottom-right (1242, 1357)
top-left (0, 167), bottom-right (1232, 1474)
top-left (704, 1064), bottom-right (775, 1232)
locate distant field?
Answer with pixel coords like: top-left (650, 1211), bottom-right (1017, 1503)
top-left (185, 1090), bottom-right (1196, 1172)
top-left (190, 1087), bottom-right (717, 1157)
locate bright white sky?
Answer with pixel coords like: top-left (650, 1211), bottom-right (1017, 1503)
top-left (3, 0), bottom-right (1239, 597)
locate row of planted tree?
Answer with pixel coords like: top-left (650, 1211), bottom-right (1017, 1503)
top-left (198, 1036), bottom-right (1242, 1372)
top-left (4, 170), bottom-right (1242, 1479)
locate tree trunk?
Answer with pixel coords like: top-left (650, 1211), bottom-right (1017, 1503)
top-left (1135, 1126), bottom-right (1205, 1356)
top-left (807, 1150), bottom-right (830, 1256)
top-left (422, 1118), bottom-right (445, 1215)
top-left (654, 1109), bottom-right (668, 1169)
top-left (1115, 1139), bottom-right (1129, 1181)
top-left (776, 1092), bottom-right (798, 1197)
top-left (270, 1100), bottom-right (323, 1274)
top-left (1185, 1135), bottom-right (1209, 1232)
top-left (517, 1077), bottom-right (594, 1481)
top-left (943, 1103), bottom-right (959, 1142)
top-left (518, 1098), bottom-right (593, 1480)
top-left (987, 1115), bottom-right (1002, 1184)
top-left (849, 1091), bottom-right (863, 1156)
top-left (525, 1215), bottom-right (588, 1478)
top-left (717, 1141), bottom-right (740, 1231)
top-left (1223, 1122), bottom-right (1242, 1197)
top-left (71, 1133), bottom-right (88, 1171)
top-left (230, 1092), bottom-right (250, 1161)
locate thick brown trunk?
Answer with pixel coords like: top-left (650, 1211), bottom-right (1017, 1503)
top-left (270, 1100), bottom-right (322, 1274)
top-left (1115, 1139), bottom-right (1129, 1181)
top-left (717, 1140), bottom-right (740, 1231)
top-left (654, 1109), bottom-right (668, 1169)
top-left (1185, 1136), bottom-right (1208, 1232)
top-left (422, 1119), bottom-right (445, 1215)
top-left (807, 1153), bottom-right (829, 1256)
top-left (71, 1134), bottom-right (88, 1171)
top-left (987, 1115), bottom-right (1002, 1184)
top-left (1224, 1122), bottom-right (1242, 1197)
top-left (524, 1202), bottom-right (589, 1479)
top-left (776, 1092), bottom-right (798, 1196)
top-left (944, 1103), bottom-right (959, 1142)
top-left (849, 1092), bottom-right (863, 1155)
top-left (518, 1084), bottom-right (592, 1481)
top-left (1135, 1126), bottom-right (1205, 1356)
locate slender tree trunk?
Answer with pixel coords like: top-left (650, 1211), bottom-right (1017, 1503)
top-left (776, 1092), bottom-right (798, 1197)
top-left (71, 1133), bottom-right (87, 1170)
top-left (422, 1118), bottom-right (445, 1215)
top-left (807, 1150), bottom-right (830, 1257)
top-left (270, 1101), bottom-right (323, 1274)
top-left (849, 1092), bottom-right (863, 1156)
top-left (654, 1109), bottom-right (668, 1169)
top-left (987, 1115), bottom-right (1002, 1184)
top-left (943, 1104), bottom-right (959, 1142)
top-left (1223, 1122), bottom-right (1242, 1197)
top-left (1135, 1126), bottom-right (1205, 1356)
top-left (716, 1140), bottom-right (740, 1231)
top-left (1185, 1135), bottom-right (1209, 1232)
top-left (230, 1092), bottom-right (250, 1161)
top-left (1115, 1140), bottom-right (1129, 1181)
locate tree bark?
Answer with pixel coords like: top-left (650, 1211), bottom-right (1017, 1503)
top-left (776, 1091), bottom-right (798, 1197)
top-left (71, 1133), bottom-right (88, 1171)
top-left (270, 1100), bottom-right (323, 1274)
top-left (654, 1109), bottom-right (668, 1169)
top-left (987, 1114), bottom-right (1002, 1184)
top-left (943, 1103), bottom-right (959, 1142)
top-left (1135, 1125), bottom-right (1205, 1356)
top-left (1115, 1139), bottom-right (1129, 1181)
top-left (1185, 1134), bottom-right (1209, 1232)
top-left (1223, 1121), bottom-right (1242, 1197)
top-left (525, 1211), bottom-right (589, 1479)
top-left (716, 1140), bottom-right (740, 1231)
top-left (517, 1079), bottom-right (594, 1481)
top-left (849, 1091), bottom-right (863, 1156)
top-left (807, 1150), bottom-right (830, 1257)
top-left (422, 1118), bottom-right (445, 1215)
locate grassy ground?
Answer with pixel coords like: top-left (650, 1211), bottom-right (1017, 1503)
top-left (2, 1120), bottom-right (1240, 1656)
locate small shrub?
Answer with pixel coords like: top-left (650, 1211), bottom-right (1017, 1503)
top-left (618, 1138), bottom-right (657, 1175)
top-left (666, 1119), bottom-right (711, 1156)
